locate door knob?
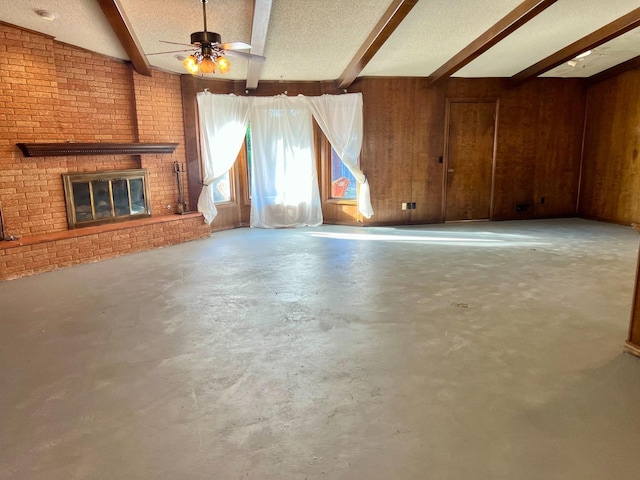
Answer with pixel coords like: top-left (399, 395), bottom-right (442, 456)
top-left (448, 169), bottom-right (454, 173)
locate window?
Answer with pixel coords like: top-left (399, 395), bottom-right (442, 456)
top-left (330, 146), bottom-right (357, 200)
top-left (212, 172), bottom-right (231, 203)
top-left (244, 123), bottom-right (356, 208)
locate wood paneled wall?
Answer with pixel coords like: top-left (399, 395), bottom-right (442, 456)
top-left (579, 69), bottom-right (640, 225)
top-left (351, 77), bottom-right (586, 225)
top-left (181, 75), bottom-right (587, 229)
top-left (349, 77), bottom-right (446, 225)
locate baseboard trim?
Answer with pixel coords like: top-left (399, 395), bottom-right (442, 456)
top-left (624, 341), bottom-right (640, 358)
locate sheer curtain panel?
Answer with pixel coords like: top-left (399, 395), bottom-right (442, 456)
top-left (307, 93), bottom-right (373, 218)
top-left (196, 93), bottom-right (250, 224)
top-left (249, 95), bottom-right (322, 228)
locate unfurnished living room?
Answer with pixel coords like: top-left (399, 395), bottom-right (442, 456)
top-left (1, 1), bottom-right (640, 479)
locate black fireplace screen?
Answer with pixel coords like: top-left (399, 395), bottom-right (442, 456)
top-left (63, 169), bottom-right (151, 229)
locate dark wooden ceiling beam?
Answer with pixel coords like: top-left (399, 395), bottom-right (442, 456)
top-left (427, 0), bottom-right (558, 86)
top-left (513, 6), bottom-right (640, 82)
top-left (246, 0), bottom-right (273, 90)
top-left (587, 54), bottom-right (640, 85)
top-left (96, 0), bottom-right (152, 77)
top-left (337, 0), bottom-right (419, 89)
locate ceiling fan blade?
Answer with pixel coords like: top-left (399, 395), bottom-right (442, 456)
top-left (220, 41), bottom-right (252, 51)
top-left (147, 49), bottom-right (193, 55)
top-left (224, 50), bottom-right (266, 62)
top-left (160, 40), bottom-right (195, 47)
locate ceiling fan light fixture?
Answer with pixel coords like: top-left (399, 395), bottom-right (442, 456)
top-left (183, 55), bottom-right (199, 75)
top-left (217, 56), bottom-right (230, 74)
top-left (155, 0), bottom-right (259, 75)
top-left (199, 56), bottom-right (216, 74)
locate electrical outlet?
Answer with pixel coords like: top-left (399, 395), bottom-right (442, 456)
top-left (402, 203), bottom-right (407, 210)
top-left (411, 202), bottom-right (416, 209)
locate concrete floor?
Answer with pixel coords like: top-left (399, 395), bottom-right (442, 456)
top-left (1, 218), bottom-right (640, 479)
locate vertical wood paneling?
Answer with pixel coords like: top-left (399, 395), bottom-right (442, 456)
top-left (446, 79), bottom-right (584, 221)
top-left (492, 82), bottom-right (539, 219)
top-left (357, 78), bottom-right (416, 224)
top-left (579, 70), bottom-right (640, 224)
top-left (210, 203), bottom-right (242, 230)
top-left (353, 77), bottom-right (584, 225)
top-left (411, 85), bottom-right (446, 224)
top-left (534, 80), bottom-right (586, 218)
top-left (353, 78), bottom-right (446, 225)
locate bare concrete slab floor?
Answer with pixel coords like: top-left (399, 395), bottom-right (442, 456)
top-left (2, 218), bottom-right (640, 479)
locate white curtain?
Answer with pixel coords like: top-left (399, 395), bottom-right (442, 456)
top-left (196, 93), bottom-right (250, 224)
top-left (249, 95), bottom-right (322, 228)
top-left (307, 93), bottom-right (373, 218)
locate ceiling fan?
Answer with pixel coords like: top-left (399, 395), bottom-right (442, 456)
top-left (148, 0), bottom-right (266, 75)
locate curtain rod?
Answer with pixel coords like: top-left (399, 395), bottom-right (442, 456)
top-left (199, 88), bottom-right (351, 96)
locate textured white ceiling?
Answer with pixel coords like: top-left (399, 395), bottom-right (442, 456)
top-left (0, 0), bottom-right (127, 59)
top-left (0, 0), bottom-right (638, 83)
top-left (259, 0), bottom-right (396, 81)
top-left (361, 0), bottom-right (524, 77)
top-left (456, 0), bottom-right (640, 78)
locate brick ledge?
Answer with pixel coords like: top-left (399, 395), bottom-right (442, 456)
top-left (0, 212), bottom-right (204, 250)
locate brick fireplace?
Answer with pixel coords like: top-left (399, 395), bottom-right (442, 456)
top-left (0, 23), bottom-right (211, 282)
top-left (62, 169), bottom-right (152, 229)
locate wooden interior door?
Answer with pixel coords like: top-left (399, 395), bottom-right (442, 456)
top-left (444, 100), bottom-right (497, 221)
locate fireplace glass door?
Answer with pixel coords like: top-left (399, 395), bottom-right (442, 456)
top-left (63, 169), bottom-right (151, 229)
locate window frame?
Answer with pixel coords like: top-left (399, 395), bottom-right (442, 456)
top-left (238, 135), bottom-right (252, 207)
top-left (321, 136), bottom-right (358, 206)
top-left (210, 167), bottom-right (237, 205)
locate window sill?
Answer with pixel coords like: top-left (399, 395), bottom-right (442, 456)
top-left (214, 201), bottom-right (238, 208)
top-left (326, 198), bottom-right (357, 206)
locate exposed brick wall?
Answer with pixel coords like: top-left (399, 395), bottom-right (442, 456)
top-left (0, 24), bottom-right (141, 237)
top-left (0, 25), bottom-right (63, 236)
top-left (0, 24), bottom-right (211, 281)
top-left (53, 42), bottom-right (136, 143)
top-left (133, 70), bottom-right (191, 215)
top-left (0, 215), bottom-right (210, 282)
